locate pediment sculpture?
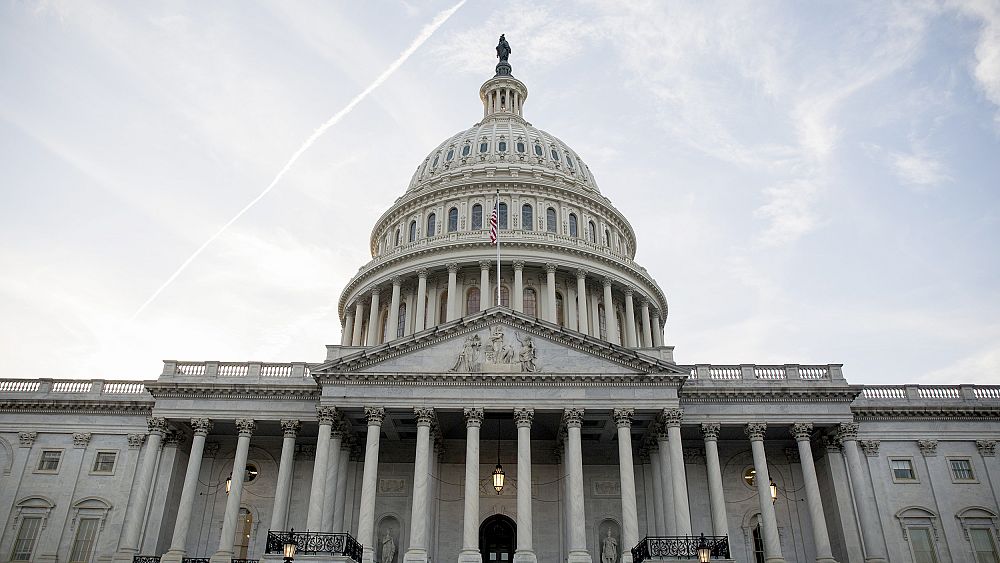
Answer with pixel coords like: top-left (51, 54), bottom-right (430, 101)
top-left (449, 325), bottom-right (537, 373)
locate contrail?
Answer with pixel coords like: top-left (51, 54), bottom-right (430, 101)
top-left (132, 0), bottom-right (467, 319)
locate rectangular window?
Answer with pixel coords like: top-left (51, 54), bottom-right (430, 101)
top-left (950, 458), bottom-right (975, 481)
top-left (890, 458), bottom-right (916, 481)
top-left (909, 527), bottom-right (938, 563)
top-left (37, 450), bottom-right (62, 472)
top-left (92, 451), bottom-right (117, 474)
top-left (69, 518), bottom-right (100, 563)
top-left (971, 529), bottom-right (999, 563)
top-left (11, 517), bottom-right (42, 561)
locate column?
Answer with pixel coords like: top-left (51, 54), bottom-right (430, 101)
top-left (307, 407), bottom-right (337, 530)
top-left (480, 261), bottom-right (491, 309)
top-left (839, 423), bottom-right (888, 563)
top-left (655, 427), bottom-right (676, 535)
top-left (447, 263), bottom-right (459, 321)
top-left (113, 417), bottom-right (166, 562)
top-left (459, 408), bottom-right (484, 563)
top-left (405, 408), bottom-right (435, 563)
top-left (386, 276), bottom-right (402, 342)
top-left (623, 287), bottom-right (637, 348)
top-left (513, 261), bottom-right (525, 312)
top-left (564, 408), bottom-right (591, 563)
top-left (323, 424), bottom-right (345, 532)
top-left (353, 301), bottom-right (365, 345)
top-left (602, 278), bottom-right (617, 344)
top-left (745, 423), bottom-right (785, 563)
top-left (162, 418), bottom-right (213, 563)
top-left (332, 436), bottom-right (351, 532)
top-left (639, 300), bottom-right (652, 348)
top-left (650, 312), bottom-right (663, 347)
top-left (614, 409), bottom-right (638, 563)
top-left (701, 424), bottom-right (730, 540)
top-left (576, 270), bottom-right (589, 334)
top-left (342, 312), bottom-right (355, 346)
top-left (514, 408), bottom-right (537, 563)
top-left (366, 287), bottom-right (381, 346)
top-left (545, 263), bottom-right (558, 323)
top-left (270, 420), bottom-right (300, 531)
top-left (211, 418), bottom-right (255, 563)
top-left (647, 442), bottom-right (666, 535)
top-left (415, 269), bottom-right (428, 332)
top-left (663, 409), bottom-right (691, 534)
top-left (358, 407), bottom-right (387, 563)
top-left (791, 424), bottom-right (837, 563)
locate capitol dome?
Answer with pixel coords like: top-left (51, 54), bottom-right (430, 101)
top-left (337, 48), bottom-right (668, 352)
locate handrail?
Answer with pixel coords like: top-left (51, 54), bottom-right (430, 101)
top-left (631, 535), bottom-right (730, 562)
top-left (266, 530), bottom-right (362, 562)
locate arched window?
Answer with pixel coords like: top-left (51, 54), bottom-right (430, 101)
top-left (472, 204), bottom-right (483, 230)
top-left (522, 204), bottom-right (533, 231)
top-left (546, 207), bottom-right (557, 233)
top-left (379, 309), bottom-right (389, 343)
top-left (498, 202), bottom-right (508, 229)
top-left (397, 303), bottom-right (406, 338)
top-left (427, 213), bottom-right (436, 237)
top-left (446, 148), bottom-right (455, 161)
top-left (569, 213), bottom-right (578, 237)
top-left (598, 304), bottom-right (607, 339)
top-left (499, 285), bottom-right (510, 308)
top-left (752, 523), bottom-right (765, 563)
top-left (534, 143), bottom-right (543, 156)
top-left (439, 291), bottom-right (449, 324)
top-left (394, 229), bottom-right (401, 247)
top-left (448, 207), bottom-right (458, 232)
top-left (523, 288), bottom-right (537, 318)
top-left (467, 287), bottom-right (481, 314)
top-left (462, 144), bottom-right (471, 157)
top-left (604, 229), bottom-right (611, 246)
top-left (555, 292), bottom-right (565, 326)
top-left (588, 221), bottom-right (597, 243)
top-left (408, 221), bottom-right (417, 242)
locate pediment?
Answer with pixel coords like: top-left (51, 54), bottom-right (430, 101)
top-left (314, 308), bottom-right (686, 376)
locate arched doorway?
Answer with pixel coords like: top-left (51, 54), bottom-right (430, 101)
top-left (479, 514), bottom-right (516, 562)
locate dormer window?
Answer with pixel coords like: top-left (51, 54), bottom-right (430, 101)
top-left (498, 141), bottom-right (507, 152)
top-left (516, 141), bottom-right (526, 153)
top-left (462, 144), bottom-right (471, 157)
top-left (566, 155), bottom-right (574, 169)
top-left (446, 149), bottom-right (454, 161)
top-left (550, 148), bottom-right (560, 161)
top-left (431, 155), bottom-right (439, 168)
top-left (480, 141), bottom-right (489, 153)
top-left (534, 144), bottom-right (543, 156)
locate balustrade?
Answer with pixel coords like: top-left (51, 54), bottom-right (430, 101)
top-left (631, 536), bottom-right (730, 562)
top-left (266, 531), bottom-right (361, 561)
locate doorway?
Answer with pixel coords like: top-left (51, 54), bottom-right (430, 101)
top-left (479, 514), bottom-right (516, 563)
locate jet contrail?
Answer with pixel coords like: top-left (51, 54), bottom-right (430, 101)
top-left (132, 0), bottom-right (467, 319)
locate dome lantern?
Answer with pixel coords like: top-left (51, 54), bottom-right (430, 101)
top-left (480, 34), bottom-right (527, 120)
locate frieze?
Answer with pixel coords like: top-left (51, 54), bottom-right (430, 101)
top-left (448, 325), bottom-right (538, 373)
top-left (0, 400), bottom-right (153, 415)
top-left (378, 478), bottom-right (407, 496)
top-left (592, 480), bottom-right (621, 497)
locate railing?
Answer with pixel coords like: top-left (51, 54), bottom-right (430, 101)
top-left (266, 530), bottom-right (362, 562)
top-left (1, 379), bottom-right (148, 396)
top-left (684, 364), bottom-right (842, 382)
top-left (182, 558), bottom-right (209, 563)
top-left (133, 557), bottom-right (161, 563)
top-left (231, 559), bottom-right (258, 563)
top-left (164, 361), bottom-right (311, 379)
top-left (631, 536), bottom-right (730, 562)
top-left (860, 385), bottom-right (1000, 401)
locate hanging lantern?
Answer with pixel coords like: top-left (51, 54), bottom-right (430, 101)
top-left (696, 533), bottom-right (711, 563)
top-left (492, 462), bottom-right (506, 494)
top-left (225, 474), bottom-right (232, 494)
top-left (283, 529), bottom-right (298, 563)
top-left (769, 480), bottom-right (778, 504)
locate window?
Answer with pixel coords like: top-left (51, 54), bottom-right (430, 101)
top-left (521, 204), bottom-right (533, 231)
top-left (546, 207), bottom-right (557, 233)
top-left (409, 221), bottom-right (417, 243)
top-left (448, 208), bottom-right (458, 232)
top-left (498, 141), bottom-right (507, 152)
top-left (970, 529), bottom-right (999, 563)
top-left (499, 286), bottom-right (510, 308)
top-left (92, 451), bottom-right (117, 474)
top-left (472, 204), bottom-right (483, 230)
top-left (427, 213), bottom-right (437, 236)
top-left (604, 229), bottom-right (611, 246)
top-left (498, 203), bottom-right (508, 229)
top-left (467, 288), bottom-right (481, 314)
top-left (69, 518), bottom-right (100, 563)
top-left (11, 517), bottom-right (42, 561)
top-left (480, 141), bottom-right (489, 153)
top-left (550, 148), bottom-right (560, 161)
top-left (439, 291), bottom-right (449, 323)
top-left (751, 523), bottom-right (765, 563)
top-left (598, 304), bottom-right (607, 339)
top-left (588, 221), bottom-right (597, 243)
top-left (446, 148), bottom-right (454, 161)
top-left (516, 141), bottom-right (525, 153)
top-left (37, 450), bottom-right (61, 472)
top-left (555, 292), bottom-right (564, 326)
top-left (566, 155), bottom-right (574, 169)
top-left (569, 213), bottom-right (578, 237)
top-left (397, 303), bottom-right (406, 338)
top-left (432, 154), bottom-right (439, 168)
top-left (949, 458), bottom-right (976, 481)
top-left (534, 143), bottom-right (543, 156)
top-left (908, 527), bottom-right (938, 563)
top-left (523, 288), bottom-right (537, 318)
top-left (394, 229), bottom-right (401, 247)
top-left (890, 458), bottom-right (917, 482)
top-left (462, 144), bottom-right (471, 157)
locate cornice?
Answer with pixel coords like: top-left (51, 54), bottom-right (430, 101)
top-left (322, 372), bottom-right (679, 387)
top-left (145, 383), bottom-right (319, 400)
top-left (852, 406), bottom-right (1000, 421)
top-left (0, 400), bottom-right (154, 415)
top-left (680, 385), bottom-right (861, 404)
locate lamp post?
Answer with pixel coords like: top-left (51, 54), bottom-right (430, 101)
top-left (696, 533), bottom-right (711, 563)
top-left (282, 529), bottom-right (297, 563)
top-left (769, 480), bottom-right (778, 504)
top-left (225, 474), bottom-right (232, 494)
top-left (492, 417), bottom-right (505, 494)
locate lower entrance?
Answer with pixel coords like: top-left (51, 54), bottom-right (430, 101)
top-left (479, 514), bottom-right (516, 563)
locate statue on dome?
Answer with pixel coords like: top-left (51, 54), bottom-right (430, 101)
top-left (496, 34), bottom-right (511, 63)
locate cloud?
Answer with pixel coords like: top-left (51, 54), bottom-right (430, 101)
top-left (890, 149), bottom-right (952, 187)
top-left (951, 0), bottom-right (1000, 127)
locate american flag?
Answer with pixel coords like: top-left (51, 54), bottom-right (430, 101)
top-left (489, 198), bottom-right (499, 245)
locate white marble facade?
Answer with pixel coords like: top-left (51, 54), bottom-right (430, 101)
top-left (2, 44), bottom-right (1000, 563)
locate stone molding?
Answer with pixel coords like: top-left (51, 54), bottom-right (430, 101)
top-left (280, 419), bottom-right (301, 438)
top-left (859, 440), bottom-right (880, 457)
top-left (364, 407), bottom-right (386, 426)
top-left (836, 422), bottom-right (859, 442)
top-left (745, 422), bottom-right (767, 441)
top-left (463, 407), bottom-right (484, 427)
top-left (700, 423), bottom-right (720, 441)
top-left (612, 408), bottom-right (634, 428)
top-left (317, 406), bottom-right (338, 426)
top-left (235, 418), bottom-right (255, 437)
top-left (680, 387), bottom-right (859, 404)
top-left (977, 440), bottom-right (997, 457)
top-left (147, 416), bottom-right (167, 435)
top-left (0, 400), bottom-right (153, 415)
top-left (662, 408), bottom-right (683, 427)
top-left (72, 433), bottom-right (92, 448)
top-left (128, 434), bottom-right (146, 449)
top-left (514, 407), bottom-right (534, 427)
top-left (18, 432), bottom-right (36, 448)
top-left (414, 407), bottom-right (436, 426)
top-left (852, 407), bottom-right (1000, 421)
top-left (918, 440), bottom-right (938, 457)
top-left (191, 418), bottom-right (213, 436)
top-left (790, 422), bottom-right (813, 441)
top-left (563, 407), bottom-right (585, 428)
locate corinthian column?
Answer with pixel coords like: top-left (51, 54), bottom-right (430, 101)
top-left (342, 312), bottom-right (355, 346)
top-left (514, 408), bottom-right (536, 563)
top-left (614, 409), bottom-right (638, 563)
top-left (545, 263), bottom-right (558, 323)
top-left (307, 407), bottom-right (337, 530)
top-left (114, 417), bottom-right (166, 563)
top-left (663, 409), bottom-right (690, 535)
top-left (447, 263), bottom-right (459, 321)
top-left (332, 434), bottom-right (351, 532)
top-left (459, 408), bottom-right (484, 563)
top-left (366, 287), bottom-right (381, 346)
top-left (386, 276), bottom-right (403, 341)
top-left (352, 300), bottom-right (365, 345)
top-left (415, 269), bottom-right (428, 331)
top-left (358, 407), bottom-right (386, 563)
top-left (838, 423), bottom-right (888, 563)
top-left (650, 311), bottom-right (662, 347)
top-left (513, 261), bottom-right (525, 312)
top-left (564, 408), bottom-right (592, 563)
top-left (162, 418), bottom-right (213, 563)
top-left (576, 270), bottom-right (589, 334)
top-left (323, 423), bottom-right (345, 532)
top-left (211, 418), bottom-right (255, 563)
top-left (701, 424), bottom-right (729, 540)
top-left (790, 423), bottom-right (837, 563)
top-left (602, 278), bottom-right (617, 344)
top-left (745, 423), bottom-right (785, 563)
top-left (623, 287), bottom-right (637, 347)
top-left (480, 261), bottom-right (491, 309)
top-left (405, 408), bottom-right (435, 563)
top-left (270, 419), bottom-right (300, 531)
top-left (639, 300), bottom-right (652, 348)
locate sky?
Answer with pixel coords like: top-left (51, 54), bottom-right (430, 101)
top-left (1, 0), bottom-right (999, 385)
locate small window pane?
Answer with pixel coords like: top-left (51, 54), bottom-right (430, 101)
top-left (397, 304), bottom-right (406, 338)
top-left (566, 155), bottom-right (574, 169)
top-left (521, 205), bottom-right (533, 231)
top-left (891, 459), bottom-right (915, 480)
top-left (480, 142), bottom-right (489, 153)
top-left (569, 214), bottom-right (578, 237)
top-left (467, 288), bottom-right (481, 314)
top-left (93, 452), bottom-right (116, 473)
top-left (534, 144), bottom-right (543, 156)
top-left (472, 204), bottom-right (483, 230)
top-left (38, 451), bottom-right (61, 471)
top-left (498, 141), bottom-right (507, 152)
top-left (971, 529), bottom-right (999, 563)
top-left (409, 221), bottom-right (417, 242)
top-left (499, 286), bottom-right (510, 308)
top-left (950, 459), bottom-right (974, 480)
top-left (523, 288), bottom-right (537, 318)
top-left (462, 144), bottom-right (471, 156)
top-left (516, 142), bottom-right (525, 153)
top-left (69, 518), bottom-right (100, 563)
top-left (550, 148), bottom-right (559, 161)
top-left (546, 207), bottom-right (557, 233)
top-left (11, 517), bottom-right (42, 561)
top-left (448, 208), bottom-right (458, 232)
top-left (589, 221), bottom-right (597, 243)
top-left (446, 149), bottom-right (454, 161)
top-left (427, 213), bottom-right (436, 236)
top-left (498, 203), bottom-right (508, 229)
top-left (432, 155), bottom-right (439, 167)
top-left (909, 528), bottom-right (938, 563)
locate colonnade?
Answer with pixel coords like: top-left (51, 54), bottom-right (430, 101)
top-left (122, 410), bottom-right (873, 563)
top-left (340, 261), bottom-right (664, 350)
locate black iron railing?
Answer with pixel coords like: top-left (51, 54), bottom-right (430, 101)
top-left (134, 557), bottom-right (161, 563)
top-left (182, 558), bottom-right (209, 563)
top-left (266, 530), bottom-right (363, 562)
top-left (631, 535), bottom-right (730, 562)
top-left (231, 560), bottom-right (258, 563)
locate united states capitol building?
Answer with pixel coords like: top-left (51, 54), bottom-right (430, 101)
top-left (2, 38), bottom-right (999, 563)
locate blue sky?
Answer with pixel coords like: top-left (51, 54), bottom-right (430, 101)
top-left (1, 0), bottom-right (998, 384)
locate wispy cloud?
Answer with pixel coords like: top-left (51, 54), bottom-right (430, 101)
top-left (952, 0), bottom-right (1000, 128)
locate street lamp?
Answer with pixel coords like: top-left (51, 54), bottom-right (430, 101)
top-left (283, 529), bottom-right (298, 563)
top-left (769, 480), bottom-right (778, 504)
top-left (225, 474), bottom-right (232, 494)
top-left (696, 533), bottom-right (711, 563)
top-left (492, 418), bottom-right (505, 494)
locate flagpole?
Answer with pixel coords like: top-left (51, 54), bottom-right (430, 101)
top-left (495, 189), bottom-right (501, 307)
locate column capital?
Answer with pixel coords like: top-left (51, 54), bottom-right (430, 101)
top-left (638, 297), bottom-right (649, 308)
top-left (317, 406), bottom-right (338, 426)
top-left (280, 419), bottom-right (301, 438)
top-left (417, 268), bottom-right (428, 278)
top-left (701, 423), bottom-right (721, 441)
top-left (191, 417), bottom-right (213, 436)
top-left (369, 285), bottom-right (381, 297)
top-left (576, 268), bottom-right (588, 279)
top-left (128, 434), bottom-right (146, 449)
top-left (235, 418), bottom-right (256, 437)
top-left (447, 262), bottom-right (459, 273)
top-left (163, 430), bottom-right (185, 448)
top-left (73, 433), bottom-right (92, 448)
top-left (836, 422), bottom-right (859, 442)
top-left (623, 286), bottom-right (635, 296)
top-left (613, 408), bottom-right (634, 428)
top-left (563, 407), bottom-right (585, 428)
top-left (514, 407), bottom-right (534, 427)
top-left (147, 416), bottom-right (168, 436)
top-left (463, 407), bottom-right (484, 427)
top-left (744, 422), bottom-right (767, 441)
top-left (18, 432), bottom-right (37, 448)
top-left (479, 260), bottom-right (492, 270)
top-left (364, 407), bottom-right (386, 426)
top-left (414, 407), bottom-right (436, 427)
top-left (859, 440), bottom-right (880, 457)
top-left (918, 439), bottom-right (938, 457)
top-left (513, 260), bottom-right (525, 271)
top-left (544, 262), bottom-right (557, 274)
top-left (790, 422), bottom-right (813, 441)
top-left (662, 408), bottom-right (683, 427)
top-left (978, 440), bottom-right (997, 457)
top-left (602, 277), bottom-right (614, 288)
top-left (391, 276), bottom-right (403, 287)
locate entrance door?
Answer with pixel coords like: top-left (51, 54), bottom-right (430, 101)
top-left (479, 515), bottom-right (516, 563)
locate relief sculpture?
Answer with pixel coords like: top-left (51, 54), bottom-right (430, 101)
top-left (450, 326), bottom-right (539, 373)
